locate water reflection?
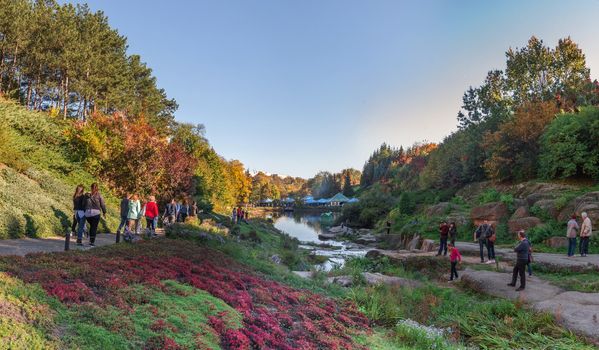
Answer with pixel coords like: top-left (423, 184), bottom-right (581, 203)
top-left (272, 211), bottom-right (371, 271)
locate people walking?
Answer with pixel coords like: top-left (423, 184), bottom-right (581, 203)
top-left (508, 230), bottom-right (530, 291)
top-left (116, 194), bottom-right (130, 241)
top-left (179, 200), bottom-right (189, 223)
top-left (486, 224), bottom-right (496, 264)
top-left (164, 199), bottom-right (178, 225)
top-left (145, 195), bottom-right (159, 237)
top-left (474, 221), bottom-right (493, 263)
top-left (448, 243), bottom-right (462, 281)
top-left (566, 214), bottom-right (579, 257)
top-left (232, 207), bottom-right (237, 223)
top-left (72, 185), bottom-right (87, 246)
top-left (127, 194), bottom-right (141, 240)
top-left (190, 201), bottom-right (198, 218)
top-left (83, 183), bottom-right (106, 246)
top-left (437, 221), bottom-right (449, 256)
top-left (580, 212), bottom-right (593, 257)
top-left (448, 222), bottom-right (457, 246)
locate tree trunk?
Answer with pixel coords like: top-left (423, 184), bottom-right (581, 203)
top-left (63, 75), bottom-right (69, 119)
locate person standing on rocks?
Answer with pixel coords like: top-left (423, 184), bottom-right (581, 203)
top-left (508, 230), bottom-right (530, 291)
top-left (437, 221), bottom-right (449, 256)
top-left (566, 214), bottom-right (579, 257)
top-left (580, 212), bottom-right (593, 257)
top-left (448, 222), bottom-right (457, 246)
top-left (473, 221), bottom-right (493, 263)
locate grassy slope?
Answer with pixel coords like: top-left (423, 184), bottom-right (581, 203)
top-left (0, 100), bottom-right (119, 238)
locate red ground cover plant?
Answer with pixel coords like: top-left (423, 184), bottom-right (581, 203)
top-left (1, 240), bottom-right (370, 349)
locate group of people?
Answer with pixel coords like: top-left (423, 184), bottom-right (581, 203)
top-left (232, 206), bottom-right (249, 224)
top-left (566, 212), bottom-right (594, 257)
top-left (70, 184), bottom-right (200, 246)
top-left (436, 221), bottom-right (458, 256)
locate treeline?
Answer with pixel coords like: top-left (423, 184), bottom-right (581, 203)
top-left (360, 36), bottom-right (599, 196)
top-left (346, 36), bottom-right (599, 227)
top-left (0, 0), bottom-right (255, 213)
top-left (0, 0), bottom-right (175, 127)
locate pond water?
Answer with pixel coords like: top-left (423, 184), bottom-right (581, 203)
top-left (272, 212), bottom-right (371, 270)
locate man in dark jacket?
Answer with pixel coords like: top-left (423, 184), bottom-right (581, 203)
top-left (437, 221), bottom-right (449, 256)
top-left (473, 221), bottom-right (492, 263)
top-left (508, 230), bottom-right (530, 291)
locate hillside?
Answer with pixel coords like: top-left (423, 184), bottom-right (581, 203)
top-left (0, 99), bottom-right (120, 239)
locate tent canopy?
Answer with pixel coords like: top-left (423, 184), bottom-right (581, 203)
top-left (328, 193), bottom-right (350, 203)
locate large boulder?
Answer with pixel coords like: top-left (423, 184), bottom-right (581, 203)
top-left (525, 193), bottom-right (555, 207)
top-left (507, 217), bottom-right (543, 234)
top-left (534, 199), bottom-right (560, 219)
top-left (558, 192), bottom-right (599, 223)
top-left (421, 239), bottom-right (437, 252)
top-left (544, 237), bottom-right (568, 248)
top-left (425, 202), bottom-right (454, 217)
top-left (511, 206), bottom-right (530, 220)
top-left (407, 235), bottom-right (421, 251)
top-left (470, 202), bottom-right (509, 226)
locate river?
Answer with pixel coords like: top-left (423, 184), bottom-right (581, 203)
top-left (272, 211), bottom-right (371, 270)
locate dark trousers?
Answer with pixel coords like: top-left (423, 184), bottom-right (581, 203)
top-left (450, 261), bottom-right (458, 280)
top-left (568, 237), bottom-right (577, 256)
top-left (511, 259), bottom-right (527, 288)
top-left (478, 239), bottom-right (487, 262)
top-left (438, 237), bottom-right (448, 255)
top-left (487, 241), bottom-right (495, 260)
top-left (580, 237), bottom-right (590, 256)
top-left (527, 262), bottom-right (532, 276)
top-left (86, 215), bottom-right (101, 244)
top-left (117, 215), bottom-right (128, 233)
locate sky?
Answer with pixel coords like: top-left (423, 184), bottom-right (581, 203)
top-left (68, 0), bottom-right (599, 178)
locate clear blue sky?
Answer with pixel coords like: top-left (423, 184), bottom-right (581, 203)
top-left (68, 0), bottom-right (599, 178)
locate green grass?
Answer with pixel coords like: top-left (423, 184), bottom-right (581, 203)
top-left (0, 100), bottom-right (120, 238)
top-left (535, 270), bottom-right (599, 292)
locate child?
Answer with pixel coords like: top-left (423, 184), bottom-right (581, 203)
top-left (448, 243), bottom-right (462, 281)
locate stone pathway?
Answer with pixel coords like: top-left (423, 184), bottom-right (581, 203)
top-left (0, 230), bottom-right (164, 256)
top-left (460, 268), bottom-right (599, 343)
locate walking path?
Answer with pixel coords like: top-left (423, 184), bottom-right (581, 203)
top-left (0, 230), bottom-right (164, 256)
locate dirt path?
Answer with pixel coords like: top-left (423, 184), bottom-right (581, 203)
top-left (0, 230), bottom-right (164, 256)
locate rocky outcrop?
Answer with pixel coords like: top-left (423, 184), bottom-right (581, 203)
top-left (470, 202), bottom-right (509, 226)
top-left (544, 237), bottom-right (568, 248)
top-left (407, 235), bottom-right (421, 250)
top-left (558, 192), bottom-right (599, 223)
top-left (425, 202), bottom-right (455, 217)
top-left (507, 216), bottom-right (542, 234)
top-left (511, 206), bottom-right (529, 219)
top-left (420, 239), bottom-right (437, 252)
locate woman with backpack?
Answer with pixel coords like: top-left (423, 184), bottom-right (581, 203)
top-left (84, 183), bottom-right (106, 246)
top-left (72, 184), bottom-right (87, 246)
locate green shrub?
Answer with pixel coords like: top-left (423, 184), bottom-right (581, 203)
top-left (477, 188), bottom-right (500, 204)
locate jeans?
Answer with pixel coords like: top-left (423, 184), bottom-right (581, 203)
top-left (146, 217), bottom-right (157, 234)
top-left (478, 239), bottom-right (487, 262)
top-left (580, 237), bottom-right (590, 256)
top-left (86, 215), bottom-right (101, 244)
top-left (511, 259), bottom-right (527, 288)
top-left (76, 214), bottom-right (86, 242)
top-left (567, 237), bottom-right (577, 256)
top-left (487, 241), bottom-right (495, 260)
top-left (450, 261), bottom-right (458, 280)
top-left (117, 215), bottom-right (128, 233)
top-left (438, 237), bottom-right (448, 255)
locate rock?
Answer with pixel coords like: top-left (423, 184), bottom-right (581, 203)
top-left (318, 233), bottom-right (337, 240)
top-left (470, 202), bottom-right (509, 226)
top-left (420, 239), bottom-right (437, 252)
top-left (354, 234), bottom-right (379, 245)
top-left (327, 273), bottom-right (423, 288)
top-left (270, 254), bottom-right (282, 264)
top-left (507, 217), bottom-right (543, 234)
top-left (544, 237), bottom-right (568, 248)
top-left (534, 292), bottom-right (599, 342)
top-left (534, 199), bottom-right (560, 219)
top-left (361, 272), bottom-right (423, 288)
top-left (407, 235), bottom-right (421, 250)
top-left (558, 192), bottom-right (599, 223)
top-left (445, 213), bottom-right (469, 226)
top-left (292, 271), bottom-right (314, 279)
top-left (329, 226), bottom-right (347, 234)
top-left (511, 206), bottom-right (530, 220)
top-left (460, 269), bottom-right (563, 304)
top-left (425, 202), bottom-right (454, 217)
top-left (525, 193), bottom-right (555, 207)
top-left (365, 250), bottom-right (383, 259)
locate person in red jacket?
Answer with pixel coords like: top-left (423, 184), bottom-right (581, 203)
top-left (145, 195), bottom-right (159, 237)
top-left (448, 243), bottom-right (462, 282)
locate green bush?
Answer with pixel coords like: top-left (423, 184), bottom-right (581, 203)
top-left (477, 188), bottom-right (500, 204)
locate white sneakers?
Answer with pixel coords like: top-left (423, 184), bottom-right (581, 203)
top-left (484, 259), bottom-right (496, 264)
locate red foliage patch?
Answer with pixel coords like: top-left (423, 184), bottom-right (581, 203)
top-left (2, 240), bottom-right (370, 349)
